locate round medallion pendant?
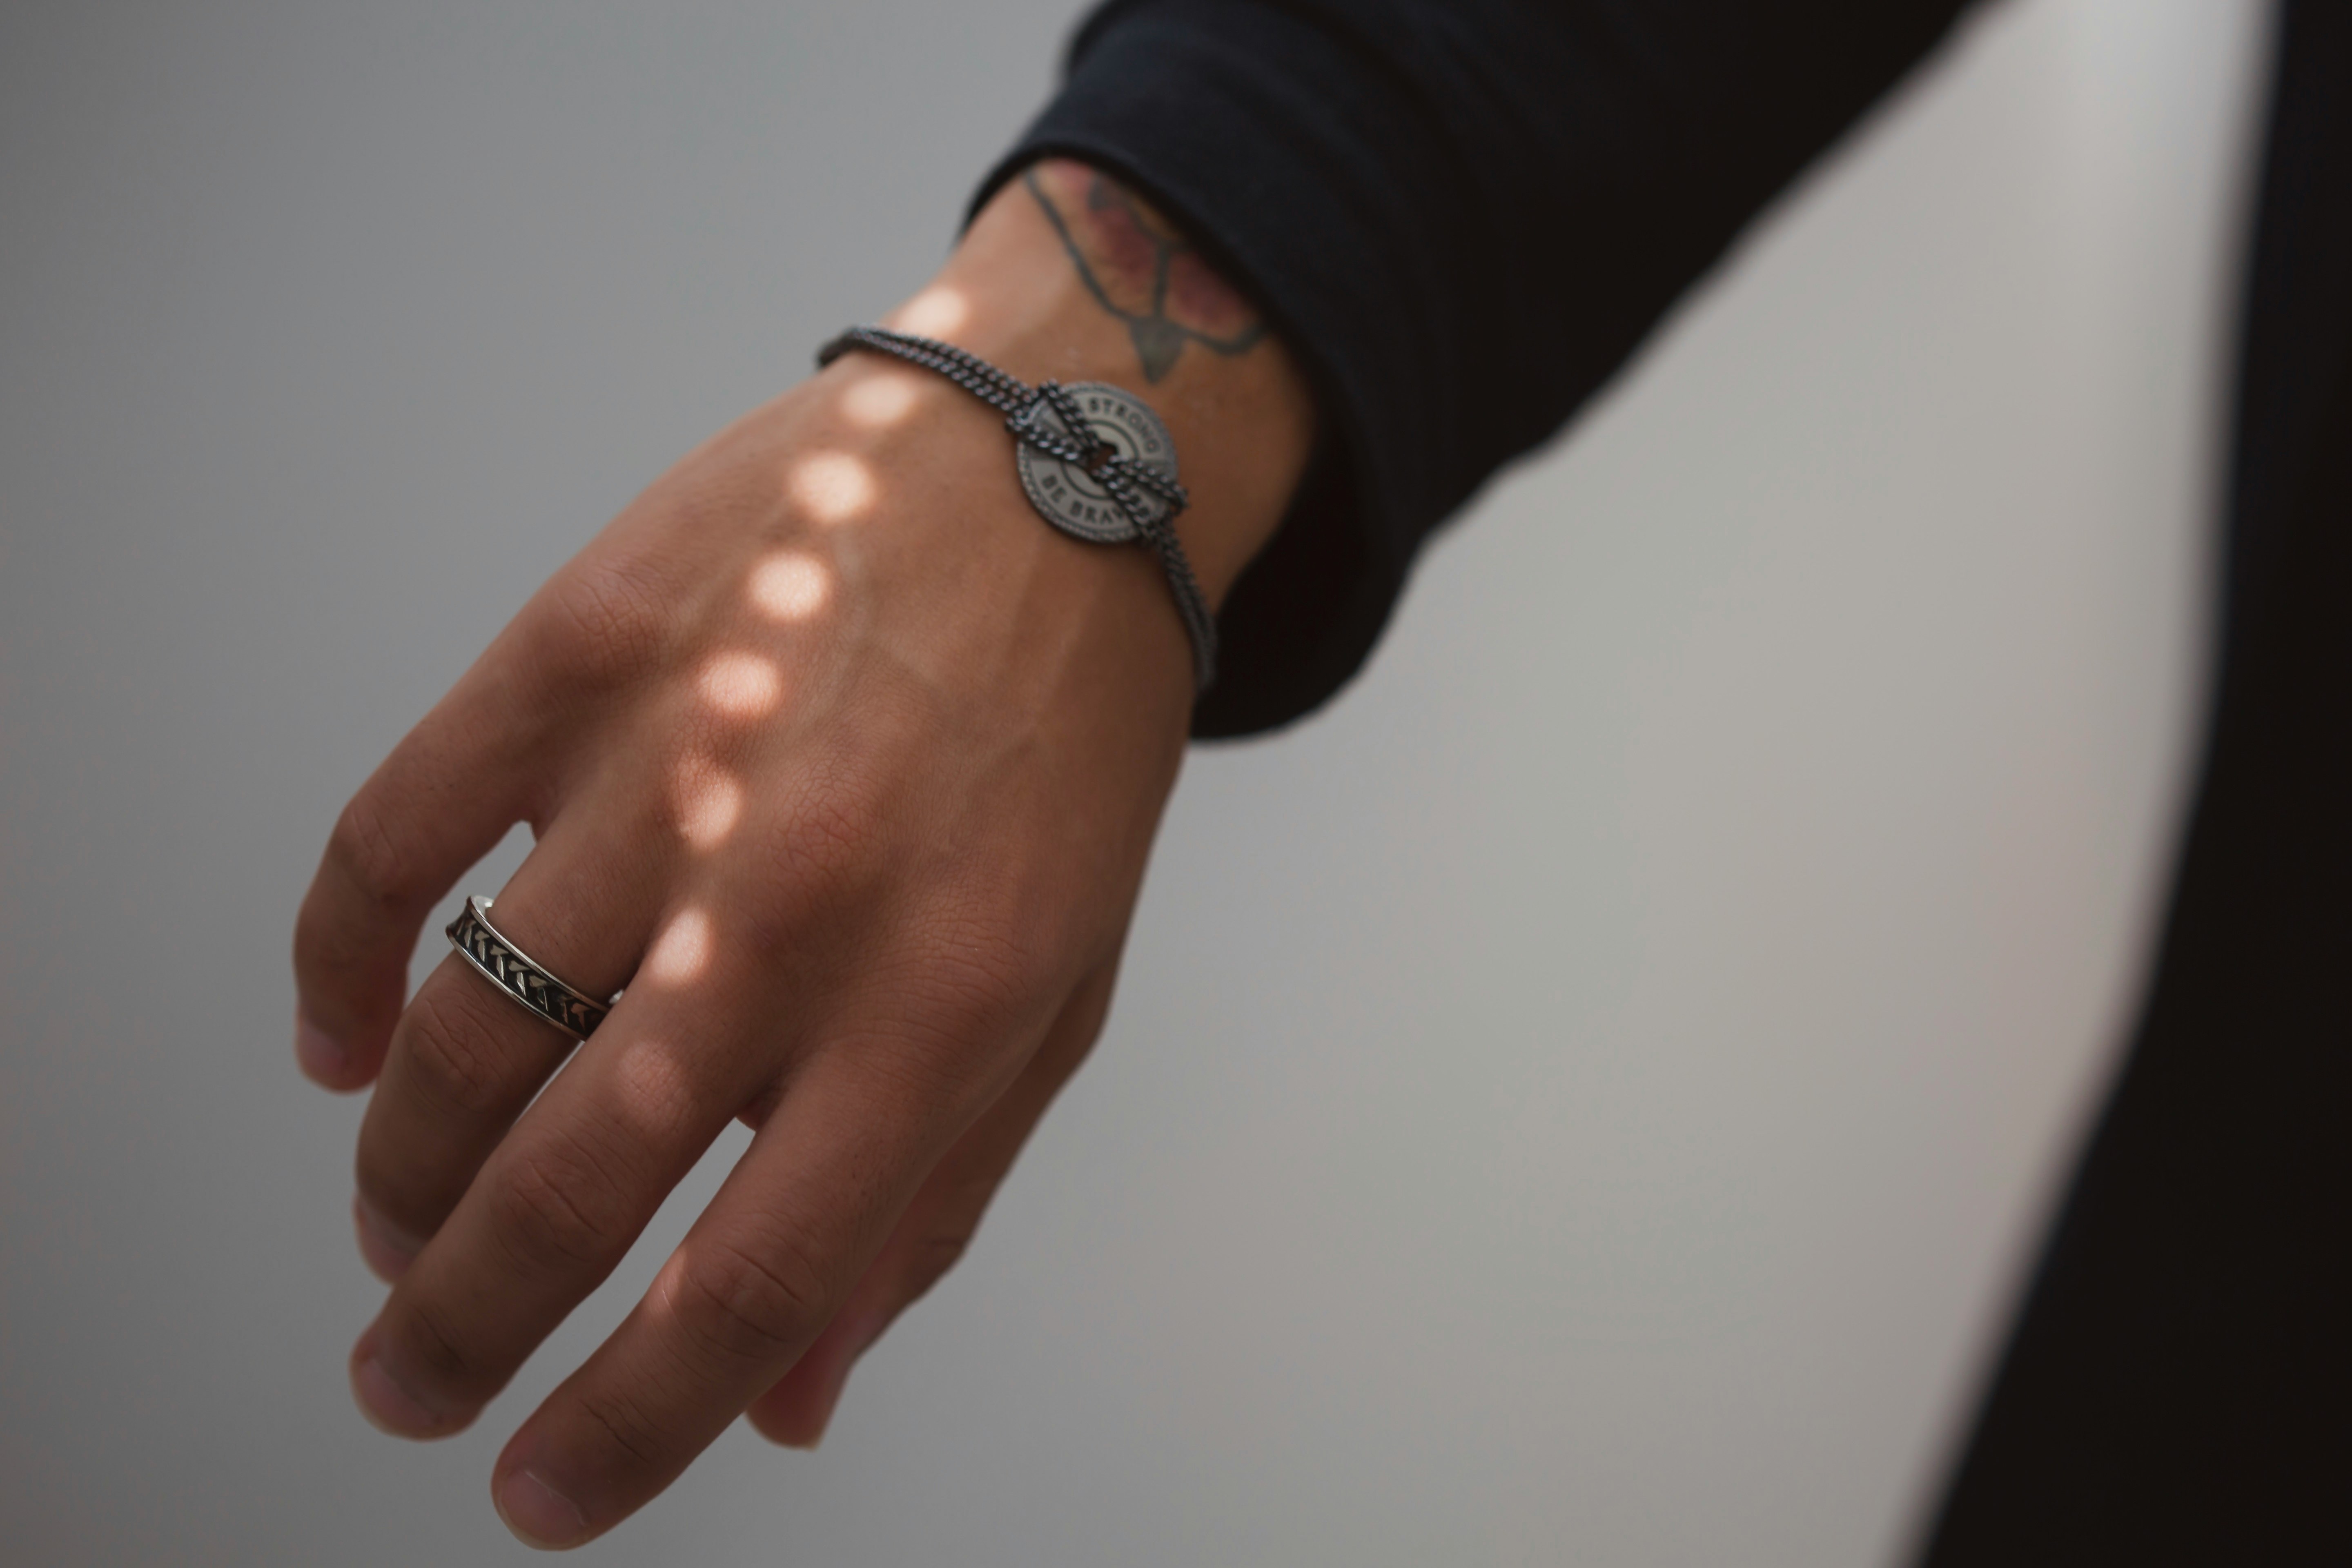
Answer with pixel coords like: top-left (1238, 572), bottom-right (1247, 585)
top-left (1012, 382), bottom-right (1179, 544)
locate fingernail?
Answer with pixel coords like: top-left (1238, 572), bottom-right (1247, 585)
top-left (295, 1013), bottom-right (348, 1082)
top-left (351, 1195), bottom-right (417, 1283)
top-left (497, 1468), bottom-right (589, 1549)
top-left (352, 1349), bottom-right (449, 1438)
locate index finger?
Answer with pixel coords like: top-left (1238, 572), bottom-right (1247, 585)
top-left (292, 665), bottom-right (558, 1090)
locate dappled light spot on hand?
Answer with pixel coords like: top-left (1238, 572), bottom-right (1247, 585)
top-left (840, 369), bottom-right (923, 430)
top-left (644, 906), bottom-right (714, 988)
top-left (788, 452), bottom-right (878, 526)
top-left (890, 285), bottom-right (969, 339)
top-left (697, 651), bottom-right (784, 720)
top-left (671, 756), bottom-right (745, 851)
top-left (748, 550), bottom-right (831, 624)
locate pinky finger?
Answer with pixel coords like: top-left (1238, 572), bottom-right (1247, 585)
top-left (746, 960), bottom-right (1119, 1448)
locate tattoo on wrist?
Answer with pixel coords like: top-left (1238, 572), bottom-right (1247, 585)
top-left (1024, 160), bottom-right (1265, 384)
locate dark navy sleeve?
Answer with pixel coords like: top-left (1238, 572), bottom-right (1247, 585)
top-left (974, 0), bottom-right (1981, 737)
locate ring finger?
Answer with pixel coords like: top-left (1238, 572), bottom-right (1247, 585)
top-left (351, 799), bottom-right (669, 1279)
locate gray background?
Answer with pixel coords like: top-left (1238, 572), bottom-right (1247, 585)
top-left (0, 1), bottom-right (2268, 1562)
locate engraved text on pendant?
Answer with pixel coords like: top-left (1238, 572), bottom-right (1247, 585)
top-left (1012, 382), bottom-right (1179, 545)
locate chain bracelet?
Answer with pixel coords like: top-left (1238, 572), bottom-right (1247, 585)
top-left (817, 326), bottom-right (1218, 693)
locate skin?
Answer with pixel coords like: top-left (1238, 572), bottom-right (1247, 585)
top-left (292, 158), bottom-right (1313, 1550)
top-left (1021, 162), bottom-right (1264, 381)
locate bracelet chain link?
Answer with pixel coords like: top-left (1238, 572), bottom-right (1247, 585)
top-left (817, 325), bottom-right (1218, 692)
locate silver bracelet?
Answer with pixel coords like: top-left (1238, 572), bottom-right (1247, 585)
top-left (817, 326), bottom-right (1217, 692)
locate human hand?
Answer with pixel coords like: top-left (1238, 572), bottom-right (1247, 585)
top-left (292, 160), bottom-right (1312, 1548)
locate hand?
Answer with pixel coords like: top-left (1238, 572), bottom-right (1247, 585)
top-left (292, 160), bottom-right (1312, 1548)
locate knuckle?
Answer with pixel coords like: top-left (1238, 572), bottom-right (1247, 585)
top-left (846, 949), bottom-right (1039, 1108)
top-left (669, 1233), bottom-right (828, 1369)
top-left (773, 784), bottom-right (886, 909)
top-left (575, 1383), bottom-right (670, 1470)
top-left (921, 940), bottom-right (1034, 1043)
top-left (390, 1292), bottom-right (481, 1392)
top-left (487, 1126), bottom-right (641, 1271)
top-left (538, 557), bottom-right (675, 687)
top-left (832, 1031), bottom-right (1008, 1141)
top-left (396, 988), bottom-right (514, 1119)
top-left (324, 793), bottom-right (425, 914)
top-left (912, 875), bottom-right (1058, 1029)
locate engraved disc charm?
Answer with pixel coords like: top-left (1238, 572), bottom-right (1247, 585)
top-left (1012, 382), bottom-right (1179, 544)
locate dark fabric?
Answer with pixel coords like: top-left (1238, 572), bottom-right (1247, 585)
top-left (978, 0), bottom-right (1976, 737)
top-left (1921, 4), bottom-right (2352, 1557)
top-left (985, 0), bottom-right (2352, 1554)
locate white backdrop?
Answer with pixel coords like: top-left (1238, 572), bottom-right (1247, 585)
top-left (0, 2), bottom-right (2267, 1562)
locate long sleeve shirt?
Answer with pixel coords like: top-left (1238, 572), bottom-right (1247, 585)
top-left (981, 0), bottom-right (1976, 737)
top-left (980, 3), bottom-right (2352, 1559)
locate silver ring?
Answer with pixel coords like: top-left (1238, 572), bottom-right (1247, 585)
top-left (444, 895), bottom-right (612, 1040)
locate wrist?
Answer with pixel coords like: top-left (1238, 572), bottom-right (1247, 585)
top-left (783, 346), bottom-right (1202, 734)
top-left (885, 159), bottom-right (1314, 610)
